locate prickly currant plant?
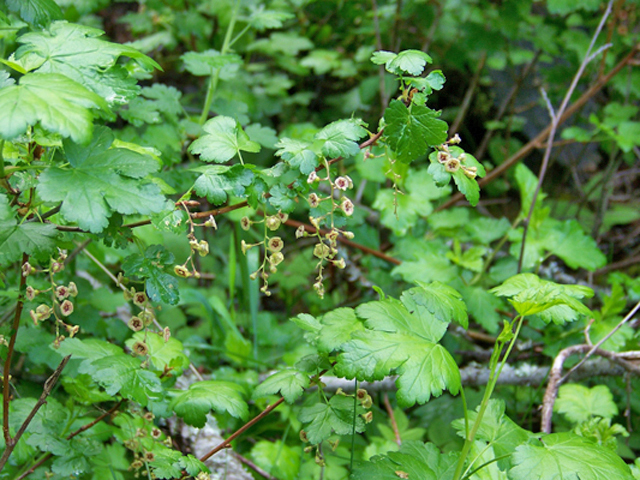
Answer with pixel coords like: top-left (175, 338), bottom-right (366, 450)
top-left (1, 1), bottom-right (639, 480)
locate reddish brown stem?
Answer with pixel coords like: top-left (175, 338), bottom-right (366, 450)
top-left (0, 354), bottom-right (71, 471)
top-left (284, 218), bottom-right (401, 265)
top-left (383, 393), bottom-right (402, 446)
top-left (15, 399), bottom-right (124, 480)
top-left (199, 397), bottom-right (286, 463)
top-left (436, 47), bottom-right (638, 212)
top-left (197, 367), bottom-right (333, 466)
top-left (2, 253), bottom-right (29, 446)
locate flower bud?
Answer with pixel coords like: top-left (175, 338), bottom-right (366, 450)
top-left (139, 310), bottom-right (155, 327)
top-left (60, 300), bottom-right (74, 316)
top-left (266, 215), bottom-right (281, 231)
top-left (308, 193), bottom-right (320, 208)
top-left (174, 265), bottom-right (191, 278)
top-left (198, 240), bottom-right (209, 256)
top-left (67, 325), bottom-right (80, 338)
top-left (267, 237), bottom-right (284, 253)
top-left (295, 225), bottom-right (306, 238)
top-left (26, 286), bottom-right (37, 301)
top-left (205, 215), bottom-right (217, 229)
top-left (269, 252), bottom-right (284, 266)
top-left (67, 282), bottom-right (78, 297)
top-left (128, 316), bottom-right (144, 331)
top-left (22, 262), bottom-right (35, 277)
top-left (313, 243), bottom-right (331, 259)
top-left (133, 291), bottom-right (148, 307)
top-left (132, 341), bottom-right (149, 356)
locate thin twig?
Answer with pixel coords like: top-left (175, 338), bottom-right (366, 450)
top-left (436, 46), bottom-right (638, 212)
top-left (199, 397), bottom-right (286, 463)
top-left (593, 254), bottom-right (640, 276)
top-left (233, 452), bottom-right (279, 480)
top-left (383, 393), bottom-right (401, 446)
top-left (15, 399), bottom-right (124, 480)
top-left (197, 367), bottom-right (333, 466)
top-left (284, 217), bottom-right (401, 265)
top-left (518, 0), bottom-right (614, 273)
top-left (371, 0), bottom-right (388, 112)
top-left (450, 52), bottom-right (487, 136)
top-left (0, 355), bottom-right (71, 470)
top-left (541, 345), bottom-right (640, 433)
top-left (560, 299), bottom-right (640, 384)
top-left (474, 50), bottom-right (542, 161)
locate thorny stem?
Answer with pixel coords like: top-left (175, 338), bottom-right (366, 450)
top-left (0, 354), bottom-right (71, 472)
top-left (2, 253), bottom-right (29, 447)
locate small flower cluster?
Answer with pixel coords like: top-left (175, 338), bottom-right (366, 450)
top-left (240, 212), bottom-right (289, 296)
top-left (307, 173), bottom-right (355, 217)
top-left (435, 135), bottom-right (477, 179)
top-left (303, 168), bottom-right (358, 297)
top-left (125, 406), bottom-right (174, 476)
top-left (124, 289), bottom-right (157, 335)
top-left (300, 388), bottom-right (372, 463)
top-left (25, 251), bottom-right (80, 347)
top-left (173, 207), bottom-right (216, 279)
top-left (296, 223), bottom-right (352, 298)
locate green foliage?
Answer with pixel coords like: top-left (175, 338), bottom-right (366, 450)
top-left (5, 0), bottom-right (62, 27)
top-left (371, 49), bottom-right (433, 76)
top-left (170, 380), bottom-right (249, 427)
top-left (0, 73), bottom-right (109, 143)
top-left (509, 433), bottom-right (634, 480)
top-left (352, 441), bottom-right (457, 479)
top-left (38, 127), bottom-right (167, 233)
top-left (0, 193), bottom-right (58, 265)
top-left (189, 116), bottom-right (261, 163)
top-left (122, 245), bottom-right (179, 305)
top-left (1, 1), bottom-right (638, 478)
top-left (12, 22), bottom-right (159, 105)
top-left (384, 99), bottom-right (448, 163)
top-left (253, 369), bottom-right (310, 403)
top-left (491, 273), bottom-right (593, 323)
top-left (555, 384), bottom-right (618, 424)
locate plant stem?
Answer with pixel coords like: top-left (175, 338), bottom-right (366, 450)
top-left (2, 253), bottom-right (28, 447)
top-left (452, 316), bottom-right (524, 480)
top-left (198, 0), bottom-right (241, 125)
top-left (0, 139), bottom-right (5, 178)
